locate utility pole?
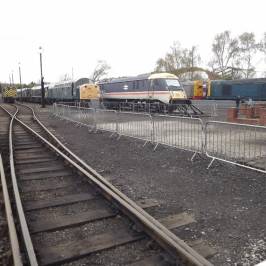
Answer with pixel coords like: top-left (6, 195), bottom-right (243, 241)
top-left (19, 62), bottom-right (22, 101)
top-left (39, 47), bottom-right (45, 108)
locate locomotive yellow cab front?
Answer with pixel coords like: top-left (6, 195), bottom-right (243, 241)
top-left (79, 83), bottom-right (100, 100)
top-left (170, 90), bottom-right (187, 100)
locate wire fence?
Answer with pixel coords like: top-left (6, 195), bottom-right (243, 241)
top-left (52, 103), bottom-right (266, 174)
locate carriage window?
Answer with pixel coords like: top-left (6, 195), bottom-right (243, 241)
top-left (145, 79), bottom-right (150, 90)
top-left (133, 81), bottom-right (137, 90)
top-left (153, 79), bottom-right (160, 90)
top-left (139, 80), bottom-right (144, 89)
top-left (133, 80), bottom-right (146, 90)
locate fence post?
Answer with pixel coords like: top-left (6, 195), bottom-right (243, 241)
top-left (150, 114), bottom-right (155, 144)
top-left (115, 111), bottom-right (119, 135)
top-left (201, 119), bottom-right (206, 154)
top-left (92, 108), bottom-right (97, 132)
top-left (53, 103), bottom-right (56, 116)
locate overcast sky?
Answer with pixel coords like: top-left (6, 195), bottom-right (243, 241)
top-left (1, 0), bottom-right (266, 84)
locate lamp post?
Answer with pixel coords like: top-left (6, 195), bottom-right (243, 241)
top-left (11, 71), bottom-right (14, 85)
top-left (39, 46), bottom-right (45, 108)
top-left (18, 62), bottom-right (22, 101)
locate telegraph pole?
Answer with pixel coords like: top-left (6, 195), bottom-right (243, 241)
top-left (39, 47), bottom-right (45, 108)
top-left (19, 62), bottom-right (22, 101)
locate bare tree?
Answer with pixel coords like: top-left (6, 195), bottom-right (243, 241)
top-left (181, 46), bottom-right (201, 79)
top-left (91, 60), bottom-right (111, 82)
top-left (155, 42), bottom-right (202, 80)
top-left (259, 33), bottom-right (266, 57)
top-left (155, 42), bottom-right (184, 72)
top-left (237, 32), bottom-right (259, 78)
top-left (209, 31), bottom-right (239, 79)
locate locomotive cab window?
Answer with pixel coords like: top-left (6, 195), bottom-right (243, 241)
top-left (152, 79), bottom-right (180, 91)
top-left (165, 79), bottom-right (182, 91)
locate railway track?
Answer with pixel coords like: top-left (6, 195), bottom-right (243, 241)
top-left (0, 103), bottom-right (214, 266)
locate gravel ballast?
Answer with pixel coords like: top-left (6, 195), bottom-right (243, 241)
top-left (37, 109), bottom-right (266, 266)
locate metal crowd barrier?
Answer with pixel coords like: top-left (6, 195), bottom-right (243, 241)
top-left (76, 107), bottom-right (95, 130)
top-left (53, 104), bottom-right (95, 130)
top-left (205, 121), bottom-right (266, 173)
top-left (117, 112), bottom-right (153, 143)
top-left (95, 109), bottom-right (117, 133)
top-left (152, 115), bottom-right (204, 155)
top-left (52, 104), bottom-right (266, 173)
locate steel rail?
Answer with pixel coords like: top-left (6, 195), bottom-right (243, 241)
top-left (0, 153), bottom-right (23, 266)
top-left (22, 103), bottom-right (213, 266)
top-left (0, 105), bottom-right (39, 266)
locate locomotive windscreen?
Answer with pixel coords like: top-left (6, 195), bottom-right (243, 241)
top-left (154, 79), bottom-right (182, 91)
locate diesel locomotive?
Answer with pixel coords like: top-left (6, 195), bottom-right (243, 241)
top-left (180, 78), bottom-right (266, 101)
top-left (207, 78), bottom-right (266, 100)
top-left (181, 80), bottom-right (208, 99)
top-left (99, 73), bottom-right (188, 104)
top-left (2, 86), bottom-right (17, 103)
top-left (99, 73), bottom-right (203, 114)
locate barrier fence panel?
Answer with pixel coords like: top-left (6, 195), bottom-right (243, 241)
top-left (52, 104), bottom-right (266, 173)
top-left (117, 112), bottom-right (153, 142)
top-left (54, 104), bottom-right (95, 130)
top-left (54, 104), bottom-right (66, 118)
top-left (152, 115), bottom-right (204, 154)
top-left (76, 107), bottom-right (95, 129)
top-left (205, 121), bottom-right (266, 172)
top-left (94, 109), bottom-right (117, 133)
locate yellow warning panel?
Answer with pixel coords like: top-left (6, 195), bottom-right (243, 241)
top-left (80, 84), bottom-right (100, 100)
top-left (193, 80), bottom-right (203, 98)
top-left (3, 87), bottom-right (17, 97)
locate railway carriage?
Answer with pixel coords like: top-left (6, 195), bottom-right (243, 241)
top-left (17, 78), bottom-right (100, 103)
